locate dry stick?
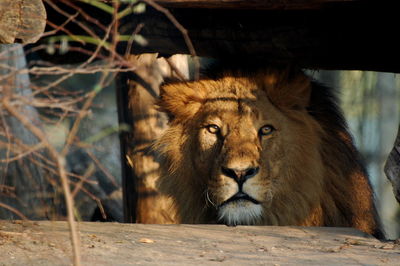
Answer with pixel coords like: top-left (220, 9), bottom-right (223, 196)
top-left (46, 1), bottom-right (137, 71)
top-left (61, 3), bottom-right (119, 157)
top-left (4, 120), bottom-right (97, 186)
top-left (0, 202), bottom-right (28, 220)
top-left (109, 0), bottom-right (121, 73)
top-left (26, 154), bottom-right (97, 185)
top-left (25, 45), bottom-right (110, 63)
top-left (26, 155), bottom-right (100, 204)
top-left (71, 163), bottom-right (95, 197)
top-left (0, 142), bottom-right (45, 163)
top-left (143, 0), bottom-right (200, 80)
top-left (0, 185), bottom-right (15, 198)
top-left (85, 150), bottom-right (119, 187)
top-left (45, 0), bottom-right (99, 39)
top-left (33, 4), bottom-right (115, 96)
top-left (165, 57), bottom-right (187, 81)
top-left (46, 19), bottom-right (82, 42)
top-left (41, 12), bottom-right (80, 38)
top-left (76, 184), bottom-right (107, 220)
top-left (27, 65), bottom-right (137, 75)
top-left (0, 109), bottom-right (12, 182)
top-left (60, 0), bottom-right (108, 32)
top-left (124, 23), bottom-right (144, 57)
top-left (2, 97), bottom-right (81, 266)
top-left (60, 73), bottom-right (108, 157)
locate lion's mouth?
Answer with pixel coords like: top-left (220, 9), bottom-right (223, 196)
top-left (219, 192), bottom-right (260, 207)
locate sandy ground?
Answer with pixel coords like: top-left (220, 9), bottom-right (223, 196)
top-left (0, 220), bottom-right (399, 265)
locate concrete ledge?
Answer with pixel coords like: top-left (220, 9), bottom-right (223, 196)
top-left (0, 221), bottom-right (399, 265)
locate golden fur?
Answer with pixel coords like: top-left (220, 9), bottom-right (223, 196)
top-left (155, 67), bottom-right (383, 238)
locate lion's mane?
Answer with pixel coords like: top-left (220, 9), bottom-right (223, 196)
top-left (154, 67), bottom-right (383, 239)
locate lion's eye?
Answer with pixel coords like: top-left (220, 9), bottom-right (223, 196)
top-left (205, 124), bottom-right (220, 134)
top-left (259, 125), bottom-right (275, 136)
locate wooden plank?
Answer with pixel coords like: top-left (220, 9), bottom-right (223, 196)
top-left (155, 0), bottom-right (355, 9)
top-left (116, 73), bottom-right (138, 223)
top-left (117, 2), bottom-right (400, 73)
top-left (0, 221), bottom-right (399, 265)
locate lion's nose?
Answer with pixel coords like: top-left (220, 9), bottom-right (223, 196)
top-left (221, 166), bottom-right (259, 183)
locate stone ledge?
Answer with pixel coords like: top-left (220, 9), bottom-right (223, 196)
top-left (0, 221), bottom-right (399, 265)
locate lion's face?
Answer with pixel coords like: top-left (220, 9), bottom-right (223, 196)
top-left (192, 80), bottom-right (319, 226)
top-left (158, 70), bottom-right (324, 225)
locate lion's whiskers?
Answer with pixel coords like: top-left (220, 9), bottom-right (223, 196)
top-left (205, 189), bottom-right (217, 208)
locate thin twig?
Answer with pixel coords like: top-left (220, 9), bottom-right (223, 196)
top-left (45, 0), bottom-right (99, 39)
top-left (71, 163), bottom-right (95, 197)
top-left (60, 73), bottom-right (108, 157)
top-left (61, 2), bottom-right (118, 157)
top-left (0, 202), bottom-right (28, 220)
top-left (142, 0), bottom-right (200, 80)
top-left (0, 142), bottom-right (45, 163)
top-left (86, 149), bottom-right (118, 187)
top-left (0, 109), bottom-right (12, 183)
top-left (165, 57), bottom-right (187, 81)
top-left (60, 0), bottom-right (108, 32)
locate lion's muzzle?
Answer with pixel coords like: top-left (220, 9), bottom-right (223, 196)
top-left (219, 191), bottom-right (260, 207)
top-left (217, 165), bottom-right (263, 225)
top-left (221, 166), bottom-right (259, 184)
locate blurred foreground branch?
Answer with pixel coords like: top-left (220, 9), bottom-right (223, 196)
top-left (0, 1), bottom-right (197, 264)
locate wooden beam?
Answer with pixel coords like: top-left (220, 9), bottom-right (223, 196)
top-left (117, 2), bottom-right (400, 72)
top-left (154, 0), bottom-right (355, 10)
top-left (116, 73), bottom-right (137, 223)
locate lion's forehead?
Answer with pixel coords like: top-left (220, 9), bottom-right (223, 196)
top-left (206, 81), bottom-right (259, 99)
top-left (201, 100), bottom-right (255, 124)
top-left (201, 92), bottom-right (280, 125)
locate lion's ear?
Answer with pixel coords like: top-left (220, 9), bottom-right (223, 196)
top-left (261, 71), bottom-right (311, 110)
top-left (158, 82), bottom-right (207, 121)
top-left (284, 74), bottom-right (311, 109)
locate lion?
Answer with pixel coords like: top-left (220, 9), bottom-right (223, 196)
top-left (154, 66), bottom-right (384, 239)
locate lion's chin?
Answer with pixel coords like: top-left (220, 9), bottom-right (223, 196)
top-left (217, 200), bottom-right (263, 226)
